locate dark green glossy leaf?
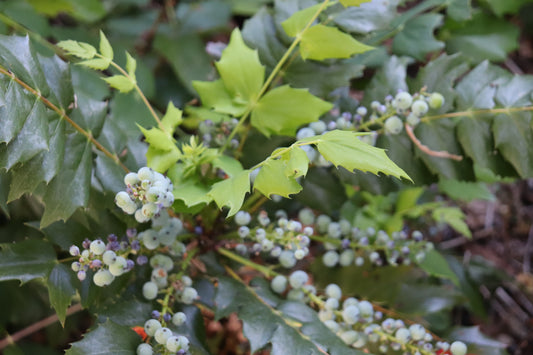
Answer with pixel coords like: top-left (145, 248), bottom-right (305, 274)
top-left (47, 264), bottom-right (78, 325)
top-left (0, 239), bottom-right (56, 283)
top-left (392, 13), bottom-right (444, 60)
top-left (418, 249), bottom-right (460, 285)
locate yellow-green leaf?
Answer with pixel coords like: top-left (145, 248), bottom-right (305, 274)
top-left (193, 79), bottom-right (248, 116)
top-left (99, 31), bottom-right (113, 61)
top-left (57, 40), bottom-right (96, 59)
top-left (254, 159), bottom-right (302, 198)
top-left (103, 75), bottom-right (135, 93)
top-left (161, 102), bottom-right (183, 133)
top-left (146, 145), bottom-right (180, 173)
top-left (281, 4), bottom-right (322, 37)
top-left (209, 170), bottom-right (250, 217)
top-left (299, 24), bottom-right (374, 60)
top-left (281, 147), bottom-right (309, 178)
top-left (432, 207), bottom-right (472, 238)
top-left (137, 125), bottom-right (175, 151)
top-left (215, 28), bottom-right (265, 106)
top-left (79, 58), bottom-right (110, 70)
top-left (339, 0), bottom-right (372, 6)
top-left (125, 51), bottom-right (137, 83)
top-left (251, 85), bottom-right (332, 137)
top-left (302, 130), bottom-right (411, 181)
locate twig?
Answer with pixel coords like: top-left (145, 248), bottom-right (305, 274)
top-left (0, 303), bottom-right (84, 350)
top-left (404, 123), bottom-right (463, 161)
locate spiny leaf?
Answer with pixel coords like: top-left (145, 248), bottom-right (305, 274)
top-left (392, 13), bottom-right (444, 61)
top-left (304, 130), bottom-right (411, 181)
top-left (215, 28), bottom-right (265, 106)
top-left (281, 4), bottom-right (321, 37)
top-left (79, 58), bottom-right (111, 70)
top-left (0, 239), bottom-right (56, 284)
top-left (432, 207), bottom-right (472, 238)
top-left (251, 85), bottom-right (332, 137)
top-left (209, 170), bottom-right (251, 217)
top-left (137, 125), bottom-right (176, 152)
top-left (125, 52), bottom-right (137, 82)
top-left (47, 264), bottom-right (78, 326)
top-left (57, 40), bottom-right (97, 59)
top-left (299, 24), bottom-right (374, 60)
top-left (103, 75), bottom-right (135, 93)
top-left (161, 101), bottom-right (183, 133)
top-left (254, 159), bottom-right (302, 198)
top-left (192, 79), bottom-right (248, 116)
top-left (418, 250), bottom-right (460, 286)
top-left (65, 320), bottom-right (140, 355)
top-left (98, 31), bottom-right (113, 61)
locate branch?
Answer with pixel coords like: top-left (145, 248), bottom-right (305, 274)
top-left (405, 123), bottom-right (463, 161)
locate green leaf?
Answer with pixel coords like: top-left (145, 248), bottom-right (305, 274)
top-left (98, 31), bottom-right (113, 61)
top-left (254, 159), bottom-right (302, 198)
top-left (282, 147), bottom-right (309, 178)
top-left (392, 13), bottom-right (444, 61)
top-left (446, 0), bottom-right (472, 21)
top-left (0, 239), bottom-right (56, 283)
top-left (418, 250), bottom-right (460, 286)
top-left (432, 206), bottom-right (472, 238)
top-left (251, 85), bottom-right (332, 137)
top-left (306, 130), bottom-right (411, 181)
top-left (125, 52), bottom-right (136, 82)
top-left (209, 170), bottom-right (251, 217)
top-left (482, 0), bottom-right (533, 16)
top-left (216, 276), bottom-right (362, 355)
top-left (212, 155), bottom-right (244, 177)
top-left (78, 58), bottom-right (111, 70)
top-left (395, 187), bottom-right (424, 213)
top-left (193, 79), bottom-right (248, 116)
top-left (57, 40), bottom-right (97, 59)
top-left (299, 24), bottom-right (374, 60)
top-left (281, 4), bottom-right (321, 37)
top-left (215, 28), bottom-right (265, 106)
top-left (339, 0), bottom-right (373, 6)
top-left (444, 12), bottom-right (520, 63)
top-left (173, 179), bottom-right (212, 207)
top-left (161, 102), bottom-right (183, 133)
top-left (41, 136), bottom-right (92, 228)
top-left (146, 145), bottom-right (180, 173)
top-left (103, 75), bottom-right (135, 93)
top-left (65, 320), bottom-right (140, 355)
top-left (137, 125), bottom-right (176, 151)
top-left (438, 180), bottom-right (495, 202)
top-left (332, 0), bottom-right (399, 35)
top-left (47, 264), bottom-right (77, 325)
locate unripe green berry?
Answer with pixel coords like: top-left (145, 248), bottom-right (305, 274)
top-left (89, 240), bottom-right (106, 255)
top-left (144, 319), bottom-right (162, 336)
top-left (428, 92), bottom-right (445, 109)
top-left (384, 116), bottom-right (403, 135)
top-left (154, 327), bottom-right (172, 344)
top-left (411, 100), bottom-right (428, 117)
top-left (93, 269), bottom-right (114, 287)
top-left (142, 281), bottom-right (159, 300)
top-left (450, 341), bottom-right (467, 355)
top-left (394, 92), bottom-right (413, 110)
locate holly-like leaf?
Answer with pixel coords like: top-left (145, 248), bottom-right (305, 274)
top-left (304, 130), bottom-right (411, 181)
top-left (125, 52), bottom-right (136, 82)
top-left (209, 170), bottom-right (251, 217)
top-left (79, 58), bottom-right (111, 70)
top-left (299, 24), bottom-right (374, 60)
top-left (146, 145), bottom-right (180, 173)
top-left (98, 31), bottom-right (113, 61)
top-left (47, 264), bottom-right (78, 325)
top-left (215, 28), bottom-right (265, 106)
top-left (281, 4), bottom-right (321, 37)
top-left (193, 79), bottom-right (248, 116)
top-left (251, 85), bottom-right (332, 137)
top-left (254, 159), bottom-right (302, 198)
top-left (392, 13), bottom-right (444, 61)
top-left (57, 40), bottom-right (97, 59)
top-left (438, 179), bottom-right (495, 202)
top-left (103, 75), bottom-right (135, 93)
top-left (65, 320), bottom-right (140, 355)
top-left (432, 206), bottom-right (472, 238)
top-left (0, 239), bottom-right (56, 283)
top-left (216, 276), bottom-right (363, 355)
top-left (137, 125), bottom-right (176, 152)
top-left (161, 102), bottom-right (183, 133)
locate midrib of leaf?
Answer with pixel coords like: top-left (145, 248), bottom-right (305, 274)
top-left (0, 64), bottom-right (128, 172)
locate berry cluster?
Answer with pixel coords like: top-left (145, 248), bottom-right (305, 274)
top-left (69, 233), bottom-right (138, 286)
top-left (270, 271), bottom-right (468, 355)
top-left (233, 211), bottom-right (312, 269)
top-left (138, 213), bottom-right (186, 252)
top-left (198, 118), bottom-right (240, 149)
top-left (137, 312), bottom-right (190, 355)
top-left (115, 167), bottom-right (175, 223)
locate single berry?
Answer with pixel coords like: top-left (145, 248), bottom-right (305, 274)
top-left (136, 343), bottom-right (153, 355)
top-left (89, 240), bottom-right (106, 255)
top-left (142, 282), bottom-right (159, 300)
top-left (154, 327), bottom-right (172, 345)
top-left (384, 115), bottom-right (403, 135)
top-left (271, 275), bottom-right (288, 294)
top-left (172, 312), bottom-right (187, 326)
top-left (93, 269), bottom-right (114, 287)
top-left (428, 92), bottom-right (445, 109)
top-left (450, 341), bottom-right (467, 355)
top-left (289, 270), bottom-right (308, 289)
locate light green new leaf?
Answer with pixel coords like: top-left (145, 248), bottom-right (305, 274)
top-left (281, 147), bottom-right (309, 178)
top-left (432, 207), bottom-right (472, 238)
top-left (0, 239), bottom-right (56, 284)
top-left (161, 102), bottom-right (183, 133)
top-left (173, 180), bottom-right (212, 207)
top-left (209, 170), bottom-right (251, 217)
top-left (299, 24), bottom-right (374, 60)
top-left (339, 0), bottom-right (373, 6)
top-left (212, 155), bottom-right (244, 177)
top-left (99, 31), bottom-right (113, 61)
top-left (137, 125), bottom-right (175, 151)
top-left (103, 75), bottom-right (135, 93)
top-left (438, 179), bottom-right (495, 202)
top-left (125, 52), bottom-right (137, 83)
top-left (79, 58), bottom-right (110, 70)
top-left (304, 130), bottom-right (411, 181)
top-left (281, 4), bottom-right (321, 37)
top-left (215, 29), bottom-right (265, 105)
top-left (254, 159), bottom-right (302, 198)
top-left (57, 40), bottom-right (96, 59)
top-left (193, 79), bottom-right (248, 116)
top-left (251, 85), bottom-right (332, 137)
top-left (146, 145), bottom-right (180, 173)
